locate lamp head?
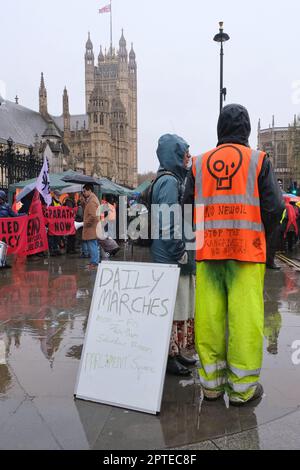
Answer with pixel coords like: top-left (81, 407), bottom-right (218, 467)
top-left (214, 21), bottom-right (230, 43)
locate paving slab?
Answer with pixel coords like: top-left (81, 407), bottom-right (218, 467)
top-left (0, 248), bottom-right (300, 449)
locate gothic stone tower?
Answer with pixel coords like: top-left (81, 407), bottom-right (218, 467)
top-left (84, 30), bottom-right (138, 187)
top-left (39, 72), bottom-right (48, 118)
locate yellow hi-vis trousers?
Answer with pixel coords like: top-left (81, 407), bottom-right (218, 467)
top-left (195, 261), bottom-right (265, 403)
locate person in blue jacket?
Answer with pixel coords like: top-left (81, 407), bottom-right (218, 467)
top-left (151, 134), bottom-right (196, 377)
top-left (0, 190), bottom-right (20, 269)
top-left (0, 190), bottom-right (19, 218)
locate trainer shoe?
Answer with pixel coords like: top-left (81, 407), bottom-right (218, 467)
top-left (85, 263), bottom-right (98, 271)
top-left (202, 388), bottom-right (224, 401)
top-left (1, 263), bottom-right (12, 269)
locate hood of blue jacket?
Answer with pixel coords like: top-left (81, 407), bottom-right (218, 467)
top-left (156, 134), bottom-right (189, 182)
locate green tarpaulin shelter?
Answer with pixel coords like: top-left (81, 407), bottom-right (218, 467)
top-left (9, 170), bottom-right (134, 203)
top-left (133, 180), bottom-right (151, 194)
top-left (8, 170), bottom-right (78, 204)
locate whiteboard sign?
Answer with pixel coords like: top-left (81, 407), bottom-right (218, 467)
top-left (75, 261), bottom-right (180, 415)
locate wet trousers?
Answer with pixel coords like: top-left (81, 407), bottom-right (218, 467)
top-left (86, 239), bottom-right (100, 265)
top-left (195, 261), bottom-right (265, 403)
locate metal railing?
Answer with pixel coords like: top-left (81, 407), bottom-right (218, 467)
top-left (0, 138), bottom-right (43, 191)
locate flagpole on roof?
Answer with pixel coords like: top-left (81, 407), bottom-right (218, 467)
top-left (110, 0), bottom-right (113, 54)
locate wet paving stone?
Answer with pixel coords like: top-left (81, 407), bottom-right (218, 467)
top-left (0, 398), bottom-right (62, 450)
top-left (213, 409), bottom-right (300, 450)
top-left (0, 247), bottom-right (300, 449)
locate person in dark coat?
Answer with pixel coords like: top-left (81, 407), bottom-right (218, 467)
top-left (184, 104), bottom-right (285, 405)
top-left (18, 191), bottom-right (34, 215)
top-left (48, 191), bottom-right (62, 256)
top-left (64, 197), bottom-right (77, 254)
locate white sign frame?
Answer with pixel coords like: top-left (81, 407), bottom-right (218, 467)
top-left (74, 261), bottom-right (180, 415)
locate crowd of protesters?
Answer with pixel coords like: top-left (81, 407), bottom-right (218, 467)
top-left (266, 191), bottom-right (300, 269)
top-left (0, 184), bottom-right (120, 270)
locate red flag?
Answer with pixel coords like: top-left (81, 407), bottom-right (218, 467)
top-left (25, 190), bottom-right (49, 256)
top-left (99, 4), bottom-right (111, 13)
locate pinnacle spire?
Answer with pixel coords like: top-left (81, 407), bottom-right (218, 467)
top-left (40, 72), bottom-right (45, 89)
top-left (119, 29), bottom-right (127, 60)
top-left (86, 31), bottom-right (93, 49)
top-left (39, 72), bottom-right (48, 116)
top-left (98, 45), bottom-right (104, 63)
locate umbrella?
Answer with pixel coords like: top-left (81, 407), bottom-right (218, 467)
top-left (16, 183), bottom-right (36, 202)
top-left (99, 178), bottom-right (133, 196)
top-left (61, 173), bottom-right (136, 196)
top-left (283, 193), bottom-right (300, 203)
top-left (134, 180), bottom-right (151, 194)
top-left (58, 184), bottom-right (83, 195)
top-left (61, 174), bottom-right (102, 186)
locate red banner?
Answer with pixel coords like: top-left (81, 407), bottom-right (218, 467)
top-left (0, 193), bottom-right (77, 257)
top-left (0, 216), bottom-right (28, 255)
top-left (26, 191), bottom-right (49, 256)
top-left (43, 206), bottom-right (77, 236)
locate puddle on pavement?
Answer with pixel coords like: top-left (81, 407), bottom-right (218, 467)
top-left (0, 249), bottom-right (299, 449)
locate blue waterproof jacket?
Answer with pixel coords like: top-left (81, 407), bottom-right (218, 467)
top-left (0, 203), bottom-right (18, 218)
top-left (150, 134), bottom-right (194, 270)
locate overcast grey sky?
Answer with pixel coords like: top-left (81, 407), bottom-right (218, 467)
top-left (1, 0), bottom-right (299, 173)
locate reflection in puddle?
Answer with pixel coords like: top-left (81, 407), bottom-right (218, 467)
top-left (0, 364), bottom-right (12, 395)
top-left (66, 344), bottom-right (83, 360)
top-left (0, 261), bottom-right (89, 374)
top-left (179, 379), bottom-right (195, 388)
top-left (76, 289), bottom-right (90, 299)
top-left (0, 251), bottom-right (299, 449)
top-left (0, 339), bottom-right (6, 364)
top-left (197, 386), bottom-right (204, 429)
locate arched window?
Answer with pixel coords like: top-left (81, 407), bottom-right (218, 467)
top-left (120, 124), bottom-right (124, 139)
top-left (277, 142), bottom-right (287, 168)
top-left (94, 113), bottom-right (98, 123)
top-left (100, 113), bottom-right (104, 126)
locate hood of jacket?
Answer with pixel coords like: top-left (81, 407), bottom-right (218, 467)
top-left (156, 134), bottom-right (189, 182)
top-left (217, 104), bottom-right (251, 147)
top-left (0, 203), bottom-right (12, 217)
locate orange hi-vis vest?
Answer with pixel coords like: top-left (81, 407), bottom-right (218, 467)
top-left (192, 144), bottom-right (267, 263)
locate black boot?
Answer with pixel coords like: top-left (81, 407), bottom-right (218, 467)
top-left (266, 263), bottom-right (281, 270)
top-left (0, 264), bottom-right (11, 269)
top-left (166, 356), bottom-right (191, 376)
top-left (176, 353), bottom-right (197, 367)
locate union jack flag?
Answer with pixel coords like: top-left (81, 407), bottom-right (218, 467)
top-left (99, 4), bottom-right (111, 14)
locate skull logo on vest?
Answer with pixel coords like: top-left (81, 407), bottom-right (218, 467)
top-left (207, 146), bottom-right (243, 191)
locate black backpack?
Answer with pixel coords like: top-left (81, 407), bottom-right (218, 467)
top-left (134, 171), bottom-right (180, 247)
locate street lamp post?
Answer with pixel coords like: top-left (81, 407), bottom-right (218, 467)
top-left (214, 21), bottom-right (230, 114)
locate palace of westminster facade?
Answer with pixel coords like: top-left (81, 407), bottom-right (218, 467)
top-left (0, 30), bottom-right (138, 188)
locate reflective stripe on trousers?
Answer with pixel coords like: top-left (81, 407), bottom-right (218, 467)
top-left (195, 261), bottom-right (265, 402)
